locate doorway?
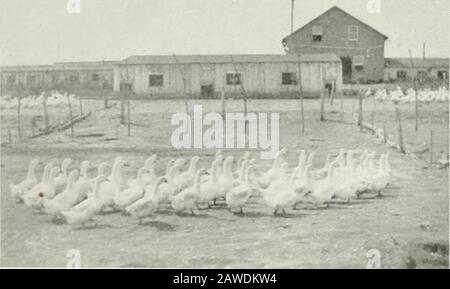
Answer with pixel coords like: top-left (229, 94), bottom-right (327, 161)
top-left (201, 84), bottom-right (214, 98)
top-left (341, 57), bottom-right (352, 83)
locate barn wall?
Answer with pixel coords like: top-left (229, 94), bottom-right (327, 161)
top-left (114, 61), bottom-right (342, 98)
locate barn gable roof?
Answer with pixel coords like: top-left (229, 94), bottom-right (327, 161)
top-left (121, 53), bottom-right (341, 65)
top-left (385, 58), bottom-right (449, 69)
top-left (282, 6), bottom-right (388, 43)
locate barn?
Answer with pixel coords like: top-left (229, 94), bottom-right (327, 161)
top-left (282, 6), bottom-right (388, 84)
top-left (113, 54), bottom-right (342, 98)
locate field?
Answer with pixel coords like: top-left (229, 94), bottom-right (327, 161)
top-left (1, 96), bottom-right (448, 268)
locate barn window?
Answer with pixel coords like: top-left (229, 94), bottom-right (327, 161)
top-left (396, 70), bottom-right (407, 80)
top-left (69, 73), bottom-right (79, 82)
top-left (226, 73), bottom-right (242, 85)
top-left (312, 25), bottom-right (323, 42)
top-left (149, 74), bottom-right (163, 87)
top-left (282, 72), bottom-right (297, 85)
top-left (353, 55), bottom-right (364, 71)
top-left (437, 70), bottom-right (448, 80)
top-left (7, 75), bottom-right (16, 84)
top-left (92, 73), bottom-right (100, 81)
top-left (417, 71), bottom-right (427, 78)
top-left (348, 25), bottom-right (359, 41)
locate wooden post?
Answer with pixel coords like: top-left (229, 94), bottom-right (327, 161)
top-left (66, 93), bottom-right (75, 137)
top-left (172, 54), bottom-right (190, 116)
top-left (127, 100), bottom-right (131, 136)
top-left (358, 91), bottom-right (363, 130)
top-left (8, 128), bottom-right (12, 143)
top-left (408, 49), bottom-right (419, 131)
top-left (103, 82), bottom-right (109, 109)
top-left (79, 96), bottom-right (83, 116)
top-left (17, 96), bottom-right (22, 138)
top-left (297, 54), bottom-right (305, 133)
top-left (329, 81), bottom-right (334, 105)
top-left (429, 129), bottom-right (433, 165)
top-left (43, 92), bottom-right (49, 131)
top-left (120, 86), bottom-right (126, 124)
top-left (221, 85), bottom-right (226, 120)
top-left (230, 55), bottom-right (249, 132)
top-left (320, 80), bottom-right (325, 121)
top-left (340, 81), bottom-right (344, 110)
top-left (395, 107), bottom-right (405, 154)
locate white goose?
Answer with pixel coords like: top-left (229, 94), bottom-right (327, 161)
top-left (10, 158), bottom-right (39, 203)
top-left (199, 157), bottom-right (224, 207)
top-left (215, 156), bottom-right (235, 202)
top-left (156, 158), bottom-right (186, 205)
top-left (226, 164), bottom-right (255, 214)
top-left (255, 148), bottom-right (287, 188)
top-left (61, 175), bottom-right (107, 227)
top-left (97, 158), bottom-right (126, 210)
top-left (53, 158), bottom-right (73, 195)
top-left (114, 166), bottom-right (148, 210)
top-left (125, 176), bottom-right (168, 224)
top-left (43, 170), bottom-right (80, 218)
top-left (306, 161), bottom-right (338, 208)
top-left (24, 166), bottom-right (60, 210)
top-left (175, 155), bottom-right (200, 191)
top-left (171, 168), bottom-right (207, 215)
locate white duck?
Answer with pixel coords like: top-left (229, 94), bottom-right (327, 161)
top-left (61, 176), bottom-right (107, 227)
top-left (155, 158), bottom-right (186, 205)
top-left (255, 148), bottom-right (287, 188)
top-left (175, 156), bottom-right (200, 191)
top-left (215, 156), bottom-right (235, 201)
top-left (114, 166), bottom-right (148, 210)
top-left (368, 154), bottom-right (391, 196)
top-left (306, 161), bottom-right (338, 208)
top-left (226, 165), bottom-right (255, 214)
top-left (199, 156), bottom-right (226, 207)
top-left (97, 159), bottom-right (126, 210)
top-left (42, 170), bottom-right (80, 218)
top-left (24, 166), bottom-right (60, 210)
top-left (10, 158), bottom-right (39, 203)
top-left (171, 168), bottom-right (207, 215)
top-left (53, 158), bottom-right (73, 195)
top-left (125, 176), bottom-right (168, 224)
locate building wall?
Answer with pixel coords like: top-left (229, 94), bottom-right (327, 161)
top-left (1, 67), bottom-right (114, 94)
top-left (113, 61), bottom-right (342, 98)
top-left (384, 67), bottom-right (449, 81)
top-left (284, 7), bottom-right (385, 83)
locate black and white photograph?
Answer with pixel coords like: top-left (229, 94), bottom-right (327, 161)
top-left (0, 0), bottom-right (448, 271)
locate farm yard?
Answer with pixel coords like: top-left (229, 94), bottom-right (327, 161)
top-left (1, 89), bottom-right (448, 269)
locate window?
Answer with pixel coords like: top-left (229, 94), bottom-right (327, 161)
top-left (396, 70), bottom-right (407, 80)
top-left (417, 71), bottom-right (427, 78)
top-left (7, 75), bottom-right (16, 84)
top-left (348, 25), bottom-right (359, 41)
top-left (92, 73), bottom-right (100, 81)
top-left (282, 72), bottom-right (297, 85)
top-left (226, 73), bottom-right (242, 85)
top-left (353, 55), bottom-right (364, 71)
top-left (438, 70), bottom-right (448, 80)
top-left (149, 74), bottom-right (163, 87)
top-left (69, 73), bottom-right (79, 82)
top-left (312, 25), bottom-right (323, 42)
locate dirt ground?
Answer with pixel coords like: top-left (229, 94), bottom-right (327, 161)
top-left (1, 98), bottom-right (448, 268)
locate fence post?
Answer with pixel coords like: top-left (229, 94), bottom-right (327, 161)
top-left (127, 100), bottom-right (131, 136)
top-left (395, 107), bottom-right (405, 154)
top-left (409, 49), bottom-right (419, 131)
top-left (17, 96), bottom-right (22, 138)
top-left (430, 129), bottom-right (433, 165)
top-left (66, 94), bottom-right (75, 137)
top-left (43, 92), bottom-right (49, 131)
top-left (221, 86), bottom-right (225, 120)
top-left (79, 96), bottom-right (83, 116)
top-left (320, 80), bottom-right (325, 121)
top-left (358, 91), bottom-right (363, 130)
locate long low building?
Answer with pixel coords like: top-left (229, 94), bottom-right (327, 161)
top-left (0, 61), bottom-right (115, 94)
top-left (384, 58), bottom-right (449, 82)
top-left (113, 54), bottom-right (342, 98)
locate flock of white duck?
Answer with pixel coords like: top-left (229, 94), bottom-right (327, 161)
top-left (372, 86), bottom-right (449, 104)
top-left (0, 91), bottom-right (78, 110)
top-left (10, 148), bottom-right (393, 227)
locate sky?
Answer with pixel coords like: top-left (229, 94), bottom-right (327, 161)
top-left (0, 0), bottom-right (448, 65)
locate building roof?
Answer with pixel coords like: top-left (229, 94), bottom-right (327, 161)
top-left (385, 58), bottom-right (449, 69)
top-left (121, 53), bottom-right (341, 64)
top-left (283, 6), bottom-right (388, 43)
